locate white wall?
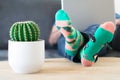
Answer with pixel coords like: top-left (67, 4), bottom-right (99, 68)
top-left (114, 0), bottom-right (120, 13)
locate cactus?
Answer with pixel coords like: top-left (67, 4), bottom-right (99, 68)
top-left (9, 21), bottom-right (40, 41)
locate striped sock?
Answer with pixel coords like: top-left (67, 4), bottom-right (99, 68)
top-left (80, 22), bottom-right (115, 66)
top-left (55, 9), bottom-right (84, 56)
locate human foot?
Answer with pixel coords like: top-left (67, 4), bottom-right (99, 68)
top-left (55, 9), bottom-right (84, 56)
top-left (80, 22), bottom-right (115, 66)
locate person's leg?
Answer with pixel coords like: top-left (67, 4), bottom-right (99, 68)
top-left (109, 13), bottom-right (120, 51)
top-left (55, 9), bottom-right (85, 58)
top-left (57, 35), bottom-right (65, 57)
top-left (80, 22), bottom-right (115, 66)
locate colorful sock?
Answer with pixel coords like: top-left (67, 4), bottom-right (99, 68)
top-left (80, 22), bottom-right (115, 65)
top-left (55, 9), bottom-right (84, 56)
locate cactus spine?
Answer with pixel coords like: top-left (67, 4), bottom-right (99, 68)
top-left (9, 21), bottom-right (40, 41)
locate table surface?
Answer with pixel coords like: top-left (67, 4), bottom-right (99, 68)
top-left (0, 57), bottom-right (120, 80)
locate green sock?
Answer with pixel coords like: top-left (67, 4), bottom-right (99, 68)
top-left (55, 9), bottom-right (84, 56)
top-left (80, 22), bottom-right (115, 62)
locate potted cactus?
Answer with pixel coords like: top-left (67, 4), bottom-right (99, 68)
top-left (8, 21), bottom-right (45, 74)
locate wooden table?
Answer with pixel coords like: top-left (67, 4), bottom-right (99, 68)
top-left (0, 57), bottom-right (120, 80)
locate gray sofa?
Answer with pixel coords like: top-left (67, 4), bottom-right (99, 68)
top-left (0, 0), bottom-right (120, 61)
top-left (0, 0), bottom-right (61, 49)
top-left (0, 0), bottom-right (62, 60)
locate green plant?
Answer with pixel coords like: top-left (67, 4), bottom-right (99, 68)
top-left (9, 21), bottom-right (40, 41)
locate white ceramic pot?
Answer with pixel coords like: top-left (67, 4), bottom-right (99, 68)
top-left (8, 40), bottom-right (45, 74)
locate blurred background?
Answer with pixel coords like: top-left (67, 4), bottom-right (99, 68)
top-left (115, 0), bottom-right (120, 13)
top-left (0, 0), bottom-right (61, 60)
top-left (0, 0), bottom-right (120, 60)
top-left (0, 0), bottom-right (61, 49)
